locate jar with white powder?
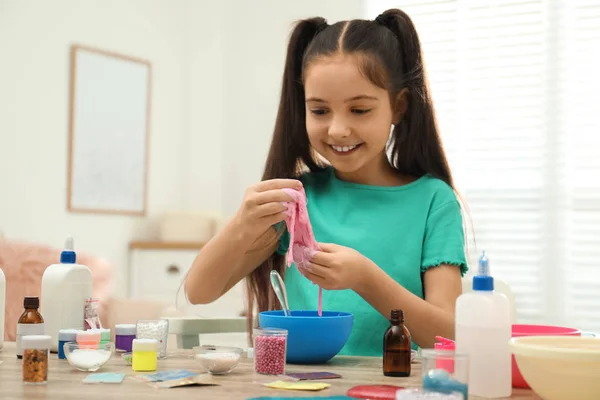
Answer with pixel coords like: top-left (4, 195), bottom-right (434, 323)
top-left (194, 345), bottom-right (243, 375)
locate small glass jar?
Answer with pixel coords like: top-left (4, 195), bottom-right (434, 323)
top-left (115, 324), bottom-right (136, 353)
top-left (77, 330), bottom-right (101, 349)
top-left (253, 328), bottom-right (287, 375)
top-left (420, 349), bottom-right (469, 400)
top-left (57, 329), bottom-right (80, 360)
top-left (98, 328), bottom-right (111, 346)
top-left (132, 338), bottom-right (158, 372)
top-left (22, 335), bottom-right (51, 385)
top-left (136, 319), bottom-right (169, 359)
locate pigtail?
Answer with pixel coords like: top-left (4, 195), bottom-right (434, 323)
top-left (262, 17), bottom-right (329, 181)
top-left (246, 18), bottom-right (328, 345)
top-left (376, 9), bottom-right (473, 259)
top-left (375, 9), bottom-right (454, 189)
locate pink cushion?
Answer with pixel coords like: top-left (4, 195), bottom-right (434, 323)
top-left (0, 238), bottom-right (113, 341)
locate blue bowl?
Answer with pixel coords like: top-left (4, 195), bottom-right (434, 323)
top-left (258, 310), bottom-right (354, 364)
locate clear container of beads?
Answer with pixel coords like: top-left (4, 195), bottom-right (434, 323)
top-left (253, 328), bottom-right (287, 375)
top-left (136, 319), bottom-right (169, 359)
top-left (22, 335), bottom-right (51, 385)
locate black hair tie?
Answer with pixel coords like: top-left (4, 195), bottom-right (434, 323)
top-left (375, 13), bottom-right (393, 27)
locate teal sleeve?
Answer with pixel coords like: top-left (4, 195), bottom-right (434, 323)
top-left (421, 200), bottom-right (469, 276)
top-left (274, 222), bottom-right (290, 255)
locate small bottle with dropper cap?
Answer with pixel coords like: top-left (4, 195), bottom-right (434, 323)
top-left (16, 297), bottom-right (45, 359)
top-left (383, 308), bottom-right (412, 377)
top-left (41, 236), bottom-right (93, 353)
top-left (455, 251), bottom-right (512, 398)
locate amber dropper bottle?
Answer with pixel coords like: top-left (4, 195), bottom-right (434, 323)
top-left (16, 296), bottom-right (44, 359)
top-left (383, 308), bottom-right (412, 377)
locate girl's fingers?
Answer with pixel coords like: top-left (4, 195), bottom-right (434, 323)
top-left (254, 189), bottom-right (295, 205)
top-left (300, 269), bottom-right (326, 286)
top-left (255, 202), bottom-right (288, 217)
top-left (310, 251), bottom-right (334, 266)
top-left (301, 263), bottom-right (329, 279)
top-left (263, 212), bottom-right (288, 227)
top-left (254, 179), bottom-right (302, 192)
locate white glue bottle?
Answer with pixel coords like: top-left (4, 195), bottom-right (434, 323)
top-left (455, 251), bottom-right (512, 398)
top-left (41, 236), bottom-right (93, 352)
top-left (0, 267), bottom-right (5, 350)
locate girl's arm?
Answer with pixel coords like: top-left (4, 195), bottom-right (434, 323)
top-left (356, 262), bottom-right (462, 348)
top-left (184, 217), bottom-right (279, 305)
top-left (184, 178), bottom-right (300, 304)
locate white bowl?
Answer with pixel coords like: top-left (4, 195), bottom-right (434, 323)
top-left (509, 336), bottom-right (600, 400)
top-left (193, 345), bottom-right (242, 375)
top-left (64, 342), bottom-right (114, 372)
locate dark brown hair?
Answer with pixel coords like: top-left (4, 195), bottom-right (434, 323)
top-left (245, 8), bottom-right (457, 339)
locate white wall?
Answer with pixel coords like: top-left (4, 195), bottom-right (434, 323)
top-left (0, 0), bottom-right (189, 296)
top-left (0, 0), bottom-right (365, 297)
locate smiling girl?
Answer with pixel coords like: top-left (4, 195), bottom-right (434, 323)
top-left (185, 8), bottom-right (468, 356)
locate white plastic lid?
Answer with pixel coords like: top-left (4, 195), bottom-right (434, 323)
top-left (133, 338), bottom-right (158, 352)
top-left (115, 324), bottom-right (136, 336)
top-left (97, 328), bottom-right (111, 339)
top-left (21, 335), bottom-right (52, 350)
top-left (58, 329), bottom-right (81, 341)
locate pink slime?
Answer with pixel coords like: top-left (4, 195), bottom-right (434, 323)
top-left (281, 187), bottom-right (322, 316)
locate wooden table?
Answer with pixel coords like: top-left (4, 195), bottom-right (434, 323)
top-left (0, 342), bottom-right (537, 399)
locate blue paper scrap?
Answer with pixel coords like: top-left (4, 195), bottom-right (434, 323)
top-left (139, 369), bottom-right (197, 382)
top-left (83, 372), bottom-right (126, 384)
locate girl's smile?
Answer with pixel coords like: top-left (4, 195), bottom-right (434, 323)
top-left (329, 143), bottom-right (363, 155)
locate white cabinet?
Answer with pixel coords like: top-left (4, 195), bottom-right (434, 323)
top-left (128, 241), bottom-right (246, 318)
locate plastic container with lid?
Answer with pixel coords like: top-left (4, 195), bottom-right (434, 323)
top-left (115, 324), bottom-right (136, 353)
top-left (455, 251), bottom-right (511, 398)
top-left (132, 339), bottom-right (158, 372)
top-left (22, 335), bottom-right (52, 385)
top-left (97, 328), bottom-right (111, 346)
top-left (77, 330), bottom-right (101, 347)
top-left (434, 336), bottom-right (456, 372)
top-left (40, 236), bottom-right (93, 352)
top-left (254, 327), bottom-right (287, 375)
top-left (58, 329), bottom-right (80, 359)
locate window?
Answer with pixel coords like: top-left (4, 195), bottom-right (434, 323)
top-left (366, 0), bottom-right (600, 332)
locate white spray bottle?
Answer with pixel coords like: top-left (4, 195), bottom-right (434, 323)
top-left (41, 236), bottom-right (93, 352)
top-left (455, 251), bottom-right (512, 398)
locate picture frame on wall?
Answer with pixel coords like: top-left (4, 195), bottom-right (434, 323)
top-left (67, 44), bottom-right (151, 216)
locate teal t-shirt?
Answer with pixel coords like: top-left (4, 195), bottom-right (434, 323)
top-left (276, 167), bottom-right (468, 356)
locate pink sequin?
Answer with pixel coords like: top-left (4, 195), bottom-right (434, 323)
top-left (281, 187), bottom-right (322, 316)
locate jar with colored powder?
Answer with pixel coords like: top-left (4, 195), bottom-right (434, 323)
top-left (132, 338), bottom-right (158, 372)
top-left (77, 330), bottom-right (100, 348)
top-left (22, 335), bottom-right (51, 385)
top-left (253, 328), bottom-right (287, 375)
top-left (115, 324), bottom-right (136, 353)
top-left (97, 328), bottom-right (111, 346)
top-left (57, 329), bottom-right (80, 360)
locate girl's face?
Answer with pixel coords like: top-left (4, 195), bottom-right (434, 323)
top-left (304, 54), bottom-right (396, 185)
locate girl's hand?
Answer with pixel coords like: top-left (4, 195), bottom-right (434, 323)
top-left (300, 243), bottom-right (374, 291)
top-left (234, 179), bottom-right (302, 242)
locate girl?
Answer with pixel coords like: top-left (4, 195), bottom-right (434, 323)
top-left (184, 8), bottom-right (468, 356)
